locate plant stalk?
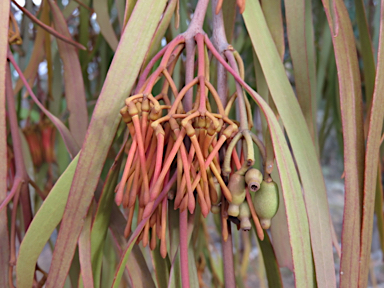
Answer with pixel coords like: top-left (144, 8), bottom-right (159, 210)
top-left (180, 209), bottom-right (190, 288)
top-left (183, 0), bottom-right (210, 111)
top-left (222, 220), bottom-right (236, 288)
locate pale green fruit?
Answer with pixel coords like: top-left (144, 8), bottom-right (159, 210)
top-left (260, 218), bottom-right (271, 229)
top-left (239, 202), bottom-right (251, 231)
top-left (228, 203), bottom-right (240, 217)
top-left (227, 173), bottom-right (246, 205)
top-left (244, 168), bottom-right (263, 192)
top-left (253, 180), bottom-right (279, 220)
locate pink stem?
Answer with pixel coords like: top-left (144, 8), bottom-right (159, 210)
top-left (143, 37), bottom-right (185, 94)
top-left (152, 133), bottom-right (165, 186)
top-left (115, 138), bottom-right (137, 205)
top-left (180, 209), bottom-right (190, 288)
top-left (131, 116), bottom-right (150, 204)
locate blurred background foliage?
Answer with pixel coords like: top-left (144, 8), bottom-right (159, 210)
top-left (3, 0), bottom-right (384, 287)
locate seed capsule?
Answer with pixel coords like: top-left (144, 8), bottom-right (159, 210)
top-left (260, 218), bottom-right (271, 229)
top-left (227, 172), bottom-right (246, 217)
top-left (244, 168), bottom-right (263, 192)
top-left (239, 202), bottom-right (251, 231)
top-left (211, 181), bottom-right (222, 214)
top-left (253, 180), bottom-right (279, 228)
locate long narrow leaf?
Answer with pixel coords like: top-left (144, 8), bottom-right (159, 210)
top-left (49, 0), bottom-right (88, 146)
top-left (354, 0), bottom-right (376, 111)
top-left (284, 0), bottom-right (317, 143)
top-left (8, 52), bottom-right (79, 157)
top-left (16, 155), bottom-right (79, 288)
top-left (256, 229), bottom-right (283, 288)
top-left (0, 2), bottom-right (10, 287)
top-left (90, 154), bottom-right (122, 288)
top-left (320, 1), bottom-right (365, 286)
top-left (243, 2), bottom-right (335, 287)
top-left (94, 0), bottom-right (119, 51)
top-left (359, 1), bottom-right (384, 285)
top-left (261, 0), bottom-right (284, 59)
top-left (45, 1), bottom-right (167, 286)
top-left (109, 205), bottom-right (157, 288)
top-left (78, 202), bottom-right (94, 288)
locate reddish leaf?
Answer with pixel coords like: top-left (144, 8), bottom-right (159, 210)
top-left (0, 1), bottom-right (10, 287)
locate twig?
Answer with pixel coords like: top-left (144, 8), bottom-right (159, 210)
top-left (222, 220), bottom-right (236, 288)
top-left (11, 0), bottom-right (86, 50)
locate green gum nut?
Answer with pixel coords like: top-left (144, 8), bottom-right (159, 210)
top-left (253, 180), bottom-right (279, 222)
top-left (239, 202), bottom-right (251, 231)
top-left (211, 205), bottom-right (221, 214)
top-left (260, 218), bottom-right (272, 229)
top-left (227, 173), bottom-right (246, 217)
top-left (244, 168), bottom-right (263, 192)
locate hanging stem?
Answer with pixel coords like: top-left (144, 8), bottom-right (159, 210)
top-left (180, 209), bottom-right (190, 288)
top-left (222, 220), bottom-right (236, 288)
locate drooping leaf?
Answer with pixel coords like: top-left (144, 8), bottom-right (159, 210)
top-left (8, 52), bottom-right (80, 158)
top-left (45, 1), bottom-right (168, 286)
top-left (243, 2), bottom-right (335, 287)
top-left (109, 205), bottom-right (157, 288)
top-left (0, 1), bottom-right (10, 287)
top-left (13, 24), bottom-right (45, 97)
top-left (354, 0), bottom-right (376, 112)
top-left (78, 202), bottom-right (94, 288)
top-left (94, 0), bottom-right (119, 51)
top-left (284, 0), bottom-right (317, 143)
top-left (11, 0), bottom-right (86, 50)
top-left (49, 0), bottom-right (88, 146)
top-left (16, 155), bottom-right (79, 288)
top-left (359, 1), bottom-right (384, 285)
top-left (152, 244), bottom-right (171, 288)
top-left (320, 1), bottom-right (365, 286)
top-left (260, 0), bottom-right (284, 59)
top-left (90, 154), bottom-right (122, 288)
top-left (253, 43), bottom-right (293, 271)
top-left (256, 229), bottom-right (283, 288)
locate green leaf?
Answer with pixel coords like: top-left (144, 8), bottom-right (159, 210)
top-left (45, 1), bottom-right (167, 286)
top-left (167, 251), bottom-right (181, 288)
top-left (94, 0), bottom-right (119, 51)
top-left (374, 170), bottom-right (384, 264)
top-left (49, 0), bottom-right (88, 146)
top-left (188, 245), bottom-right (199, 288)
top-left (243, 2), bottom-right (335, 287)
top-left (78, 202), bottom-right (94, 288)
top-left (0, 1), bottom-right (10, 287)
top-left (109, 205), bottom-right (156, 288)
top-left (358, 1), bottom-right (384, 285)
top-left (16, 155), bottom-right (79, 288)
top-left (354, 0), bottom-right (376, 109)
top-left (256, 229), bottom-right (283, 288)
top-left (260, 0), bottom-right (284, 59)
top-left (152, 244), bottom-right (171, 288)
top-left (320, 1), bottom-right (365, 286)
top-left (222, 0), bottom-right (236, 43)
top-left (90, 155), bottom-right (122, 288)
top-left (284, 0), bottom-right (317, 143)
